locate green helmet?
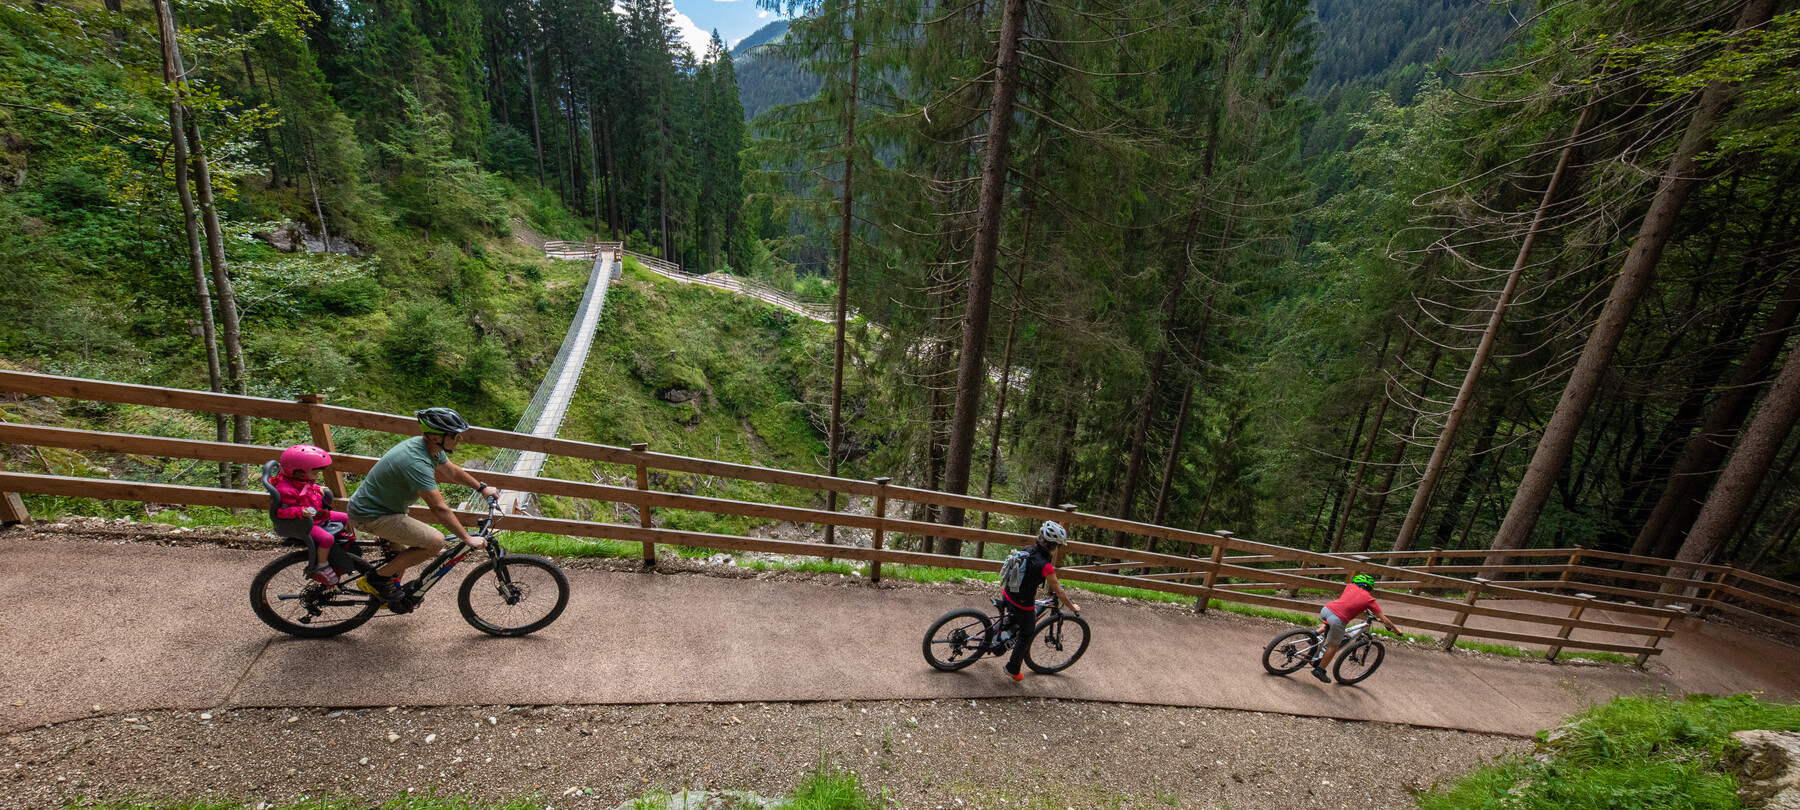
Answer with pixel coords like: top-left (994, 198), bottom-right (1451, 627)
top-left (1351, 573), bottom-right (1376, 590)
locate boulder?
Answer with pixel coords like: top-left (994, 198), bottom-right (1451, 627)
top-left (659, 387), bottom-right (701, 403)
top-left (1728, 730), bottom-right (1800, 809)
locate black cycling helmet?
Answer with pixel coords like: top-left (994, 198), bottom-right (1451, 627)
top-left (415, 407), bottom-right (472, 435)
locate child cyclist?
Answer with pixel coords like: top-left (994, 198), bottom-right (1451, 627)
top-left (1313, 572), bottom-right (1401, 683)
top-left (1000, 520), bottom-right (1082, 682)
top-left (274, 444), bottom-right (351, 585)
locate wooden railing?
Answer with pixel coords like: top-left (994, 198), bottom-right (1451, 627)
top-left (6, 369), bottom-right (1785, 663)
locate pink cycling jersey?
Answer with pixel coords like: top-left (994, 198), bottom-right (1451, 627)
top-left (1322, 584), bottom-right (1382, 622)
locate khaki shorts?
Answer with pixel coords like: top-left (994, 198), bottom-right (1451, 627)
top-left (349, 512), bottom-right (445, 549)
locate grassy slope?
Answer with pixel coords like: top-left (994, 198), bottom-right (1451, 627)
top-left (529, 261), bottom-right (853, 540)
top-left (1420, 694), bottom-right (1800, 810)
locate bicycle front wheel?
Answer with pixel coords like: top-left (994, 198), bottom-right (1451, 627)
top-left (457, 554), bottom-right (570, 637)
top-left (1262, 629), bottom-right (1319, 675)
top-left (1025, 612), bottom-right (1090, 674)
top-left (922, 608), bottom-right (992, 671)
top-left (1333, 638), bottom-right (1385, 685)
top-left (250, 550), bottom-right (379, 638)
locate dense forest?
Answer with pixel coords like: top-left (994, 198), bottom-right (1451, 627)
top-left (749, 0), bottom-right (1800, 578)
top-left (4, 0), bottom-right (1800, 582)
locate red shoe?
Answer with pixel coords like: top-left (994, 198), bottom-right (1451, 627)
top-left (1013, 672), bottom-right (1024, 682)
top-left (308, 566), bottom-right (340, 587)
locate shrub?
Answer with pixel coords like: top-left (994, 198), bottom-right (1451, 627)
top-left (380, 300), bottom-right (471, 377)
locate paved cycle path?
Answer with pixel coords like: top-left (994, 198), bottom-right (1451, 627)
top-left (3, 534), bottom-right (1796, 738)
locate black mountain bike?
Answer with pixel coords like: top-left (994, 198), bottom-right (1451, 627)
top-left (1261, 609), bottom-right (1385, 685)
top-left (250, 496), bottom-right (570, 639)
top-left (922, 597), bottom-right (1091, 674)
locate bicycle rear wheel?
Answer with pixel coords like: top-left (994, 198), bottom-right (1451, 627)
top-left (1025, 612), bottom-right (1090, 674)
top-left (457, 554), bottom-right (570, 637)
top-left (250, 550), bottom-right (379, 638)
top-left (1262, 629), bottom-right (1319, 675)
top-left (1333, 638), bottom-right (1385, 685)
top-left (922, 608), bottom-right (992, 671)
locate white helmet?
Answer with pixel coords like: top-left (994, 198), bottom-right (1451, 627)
top-left (1038, 520), bottom-right (1069, 546)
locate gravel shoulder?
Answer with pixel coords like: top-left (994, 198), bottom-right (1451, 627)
top-left (3, 700), bottom-right (1524, 810)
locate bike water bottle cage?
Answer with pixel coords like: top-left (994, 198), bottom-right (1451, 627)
top-left (416, 407), bottom-right (471, 435)
top-left (1351, 573), bottom-right (1376, 590)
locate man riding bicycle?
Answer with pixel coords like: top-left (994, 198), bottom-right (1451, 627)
top-left (346, 407), bottom-right (499, 604)
top-left (1312, 573), bottom-right (1400, 683)
top-left (1001, 520), bottom-right (1082, 682)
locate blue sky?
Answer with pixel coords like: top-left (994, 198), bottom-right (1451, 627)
top-left (669, 0), bottom-right (787, 54)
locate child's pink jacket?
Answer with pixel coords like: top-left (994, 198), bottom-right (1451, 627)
top-left (274, 474), bottom-right (326, 522)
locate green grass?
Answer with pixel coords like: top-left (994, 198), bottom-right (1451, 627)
top-left (1452, 640), bottom-right (1634, 665)
top-left (884, 564), bottom-right (998, 584)
top-left (497, 531), bottom-right (636, 559)
top-left (1419, 693), bottom-right (1800, 810)
top-left (742, 557), bottom-right (859, 576)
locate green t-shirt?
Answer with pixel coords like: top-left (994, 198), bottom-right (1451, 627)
top-left (347, 436), bottom-right (449, 521)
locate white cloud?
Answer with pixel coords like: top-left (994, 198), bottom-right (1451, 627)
top-left (757, 9), bottom-right (769, 17)
top-left (671, 9), bottom-right (713, 55)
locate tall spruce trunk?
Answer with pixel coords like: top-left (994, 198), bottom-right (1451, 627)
top-left (1431, 405), bottom-right (1504, 548)
top-left (154, 0), bottom-right (227, 486)
top-left (526, 45), bottom-right (545, 186)
top-left (184, 118), bottom-right (249, 452)
top-left (1114, 212), bottom-right (1200, 543)
top-left (937, 0), bottom-right (1028, 551)
top-left (1670, 350), bottom-right (1800, 583)
top-left (1393, 104), bottom-right (1592, 551)
top-left (1149, 296), bottom-right (1215, 550)
top-left (1490, 0), bottom-right (1776, 557)
top-left (599, 104), bottom-right (621, 237)
top-left (1634, 265), bottom-right (1800, 558)
top-left (824, 2), bottom-right (862, 546)
top-left (1331, 330), bottom-right (1404, 553)
top-left (1358, 347), bottom-right (1442, 552)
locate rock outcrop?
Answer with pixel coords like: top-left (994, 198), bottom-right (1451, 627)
top-left (1728, 730), bottom-right (1800, 809)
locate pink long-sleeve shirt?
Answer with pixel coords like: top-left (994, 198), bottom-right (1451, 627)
top-left (274, 474), bottom-right (326, 522)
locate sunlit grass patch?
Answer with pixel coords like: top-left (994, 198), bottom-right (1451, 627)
top-left (1419, 694), bottom-right (1800, 810)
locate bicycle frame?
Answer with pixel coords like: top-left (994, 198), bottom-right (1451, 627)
top-left (333, 498), bottom-right (509, 604)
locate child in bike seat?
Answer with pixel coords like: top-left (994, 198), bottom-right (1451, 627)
top-left (1313, 572), bottom-right (1401, 683)
top-left (275, 444), bottom-right (353, 585)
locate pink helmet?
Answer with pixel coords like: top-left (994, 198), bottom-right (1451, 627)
top-left (279, 444), bottom-right (333, 476)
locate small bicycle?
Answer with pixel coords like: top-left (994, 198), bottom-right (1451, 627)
top-left (1261, 609), bottom-right (1385, 685)
top-left (922, 597), bottom-right (1091, 674)
top-left (250, 462), bottom-right (569, 638)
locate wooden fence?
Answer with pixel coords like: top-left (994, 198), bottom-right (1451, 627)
top-left (6, 370), bottom-right (1796, 662)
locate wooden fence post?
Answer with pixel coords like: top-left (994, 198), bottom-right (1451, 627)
top-left (1546, 593), bottom-right (1595, 662)
top-left (632, 442), bottom-right (655, 569)
top-left (1556, 547), bottom-right (1583, 595)
top-left (1637, 615), bottom-right (1676, 667)
top-left (297, 394), bottom-right (347, 499)
top-left (869, 478), bottom-right (890, 584)
top-left (1696, 570), bottom-right (1730, 620)
top-left (1197, 530), bottom-right (1231, 614)
top-left (1440, 577), bottom-right (1488, 651)
top-left (1415, 548), bottom-right (1441, 595)
top-left (1280, 559), bottom-right (1307, 599)
top-left (0, 459), bottom-right (27, 525)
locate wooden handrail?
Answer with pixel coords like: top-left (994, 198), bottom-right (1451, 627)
top-left (14, 368), bottom-right (1800, 655)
